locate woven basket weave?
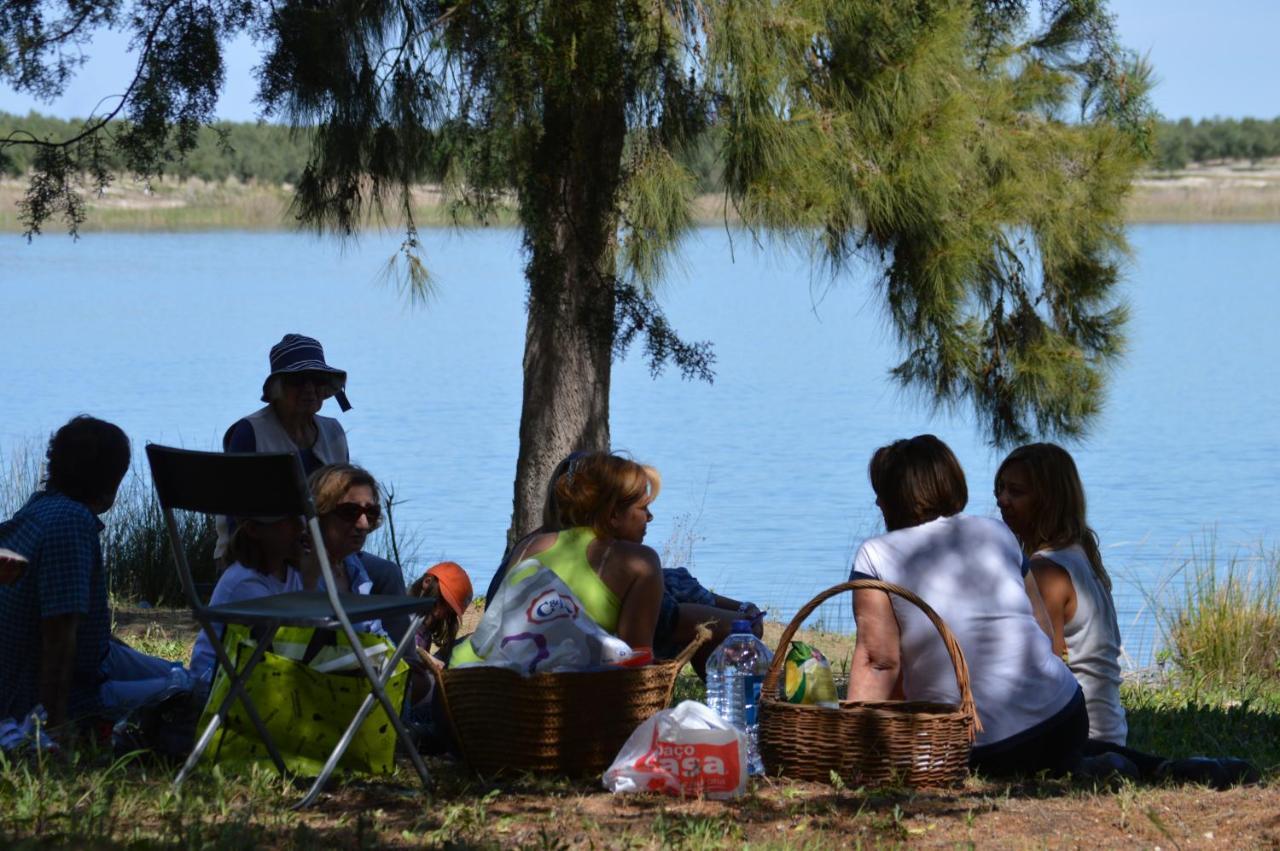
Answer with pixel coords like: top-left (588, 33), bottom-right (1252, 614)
top-left (758, 579), bottom-right (981, 787)
top-left (427, 627), bottom-right (709, 777)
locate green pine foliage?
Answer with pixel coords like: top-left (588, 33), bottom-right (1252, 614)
top-left (712, 0), bottom-right (1151, 444)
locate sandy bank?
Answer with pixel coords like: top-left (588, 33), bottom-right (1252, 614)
top-left (6, 160), bottom-right (1280, 233)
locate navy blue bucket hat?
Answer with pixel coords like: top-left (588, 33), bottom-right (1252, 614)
top-left (261, 333), bottom-right (351, 411)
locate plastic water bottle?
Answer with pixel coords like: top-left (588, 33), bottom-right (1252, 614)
top-left (705, 619), bottom-right (773, 775)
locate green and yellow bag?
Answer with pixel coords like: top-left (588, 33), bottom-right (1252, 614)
top-left (198, 624), bottom-right (409, 776)
top-left (782, 642), bottom-right (839, 708)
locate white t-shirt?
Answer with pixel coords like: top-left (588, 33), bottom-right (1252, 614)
top-left (190, 561), bottom-right (304, 682)
top-left (1036, 544), bottom-right (1127, 745)
top-left (851, 514), bottom-right (1080, 747)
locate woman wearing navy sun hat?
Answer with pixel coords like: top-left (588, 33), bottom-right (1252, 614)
top-left (215, 334), bottom-right (411, 637)
top-left (223, 333), bottom-right (352, 472)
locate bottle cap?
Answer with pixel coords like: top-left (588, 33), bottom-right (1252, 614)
top-left (731, 619), bottom-right (753, 634)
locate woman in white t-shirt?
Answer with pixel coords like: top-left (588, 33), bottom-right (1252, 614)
top-left (849, 435), bottom-right (1087, 778)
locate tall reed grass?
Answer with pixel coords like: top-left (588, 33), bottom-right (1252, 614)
top-left (102, 475), bottom-right (217, 606)
top-left (1153, 543), bottom-right (1280, 691)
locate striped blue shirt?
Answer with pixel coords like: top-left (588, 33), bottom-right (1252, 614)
top-left (0, 491), bottom-right (111, 720)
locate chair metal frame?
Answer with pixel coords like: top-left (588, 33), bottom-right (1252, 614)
top-left (146, 444), bottom-right (435, 807)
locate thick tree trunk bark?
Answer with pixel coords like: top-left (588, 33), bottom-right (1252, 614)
top-left (508, 76), bottom-right (628, 543)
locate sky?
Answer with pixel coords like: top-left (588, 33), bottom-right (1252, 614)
top-left (1, 1), bottom-right (1278, 122)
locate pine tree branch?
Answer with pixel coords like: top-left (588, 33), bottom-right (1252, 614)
top-left (22, 4), bottom-right (104, 55)
top-left (0, 0), bottom-right (181, 152)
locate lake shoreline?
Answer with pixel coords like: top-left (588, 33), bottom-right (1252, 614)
top-left (7, 160), bottom-right (1280, 232)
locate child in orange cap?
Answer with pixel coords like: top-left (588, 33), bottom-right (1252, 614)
top-left (409, 561), bottom-right (474, 664)
top-left (406, 561), bottom-right (474, 756)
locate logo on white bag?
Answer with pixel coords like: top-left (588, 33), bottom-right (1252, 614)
top-left (651, 741), bottom-right (731, 779)
top-left (525, 589), bottom-right (580, 623)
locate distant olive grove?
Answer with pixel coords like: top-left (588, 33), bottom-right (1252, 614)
top-left (3, 111), bottom-right (1277, 184)
top-left (0, 112), bottom-right (314, 183)
top-left (1154, 117), bottom-right (1280, 170)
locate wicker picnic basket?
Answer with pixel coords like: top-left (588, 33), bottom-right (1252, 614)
top-left (758, 579), bottom-right (981, 787)
top-left (425, 627), bottom-right (710, 777)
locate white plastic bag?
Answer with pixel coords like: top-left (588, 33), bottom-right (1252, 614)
top-left (603, 700), bottom-right (747, 799)
top-left (461, 561), bottom-right (639, 674)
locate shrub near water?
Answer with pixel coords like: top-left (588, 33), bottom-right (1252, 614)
top-left (1160, 547), bottom-right (1280, 690)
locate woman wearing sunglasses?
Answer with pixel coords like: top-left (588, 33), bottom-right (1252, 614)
top-left (307, 464), bottom-right (387, 600)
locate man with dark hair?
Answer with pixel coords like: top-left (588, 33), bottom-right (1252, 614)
top-left (0, 416), bottom-right (185, 742)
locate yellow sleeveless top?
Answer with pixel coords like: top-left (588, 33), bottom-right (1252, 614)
top-left (449, 527), bottom-right (622, 667)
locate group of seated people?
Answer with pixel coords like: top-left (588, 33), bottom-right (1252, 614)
top-left (0, 333), bottom-right (1254, 786)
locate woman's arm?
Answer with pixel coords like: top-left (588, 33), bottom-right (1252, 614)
top-left (709, 592), bottom-right (763, 621)
top-left (1024, 571), bottom-right (1054, 640)
top-left (849, 588), bottom-right (901, 701)
top-left (1029, 558), bottom-right (1075, 660)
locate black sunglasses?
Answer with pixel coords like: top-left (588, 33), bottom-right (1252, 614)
top-left (329, 502), bottom-right (382, 526)
top-left (282, 372), bottom-right (333, 389)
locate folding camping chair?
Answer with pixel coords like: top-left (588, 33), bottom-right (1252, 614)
top-left (146, 444), bottom-right (437, 807)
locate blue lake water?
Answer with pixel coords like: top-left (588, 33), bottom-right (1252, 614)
top-left (3, 224), bottom-right (1278, 666)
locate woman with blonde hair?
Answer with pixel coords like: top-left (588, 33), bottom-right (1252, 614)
top-left (482, 451), bottom-right (761, 675)
top-left (462, 452), bottom-right (665, 660)
top-left (304, 463), bottom-right (392, 637)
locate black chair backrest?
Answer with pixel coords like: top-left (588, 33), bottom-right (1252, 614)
top-left (146, 444), bottom-right (315, 518)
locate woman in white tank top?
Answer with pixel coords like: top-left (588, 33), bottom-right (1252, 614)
top-left (994, 444), bottom-right (1259, 787)
top-left (994, 443), bottom-right (1127, 745)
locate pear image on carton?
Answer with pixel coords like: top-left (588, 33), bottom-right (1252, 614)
top-left (782, 642), bottom-right (839, 708)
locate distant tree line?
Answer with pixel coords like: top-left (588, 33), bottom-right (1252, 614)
top-left (0, 111), bottom-right (314, 183)
top-left (2, 109), bottom-right (730, 192)
top-left (1154, 117), bottom-right (1280, 170)
top-left (4, 111), bottom-right (1277, 185)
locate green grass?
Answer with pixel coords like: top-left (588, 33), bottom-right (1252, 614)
top-left (1124, 682), bottom-right (1280, 772)
top-left (1153, 546), bottom-right (1280, 692)
top-left (0, 668), bottom-right (1273, 848)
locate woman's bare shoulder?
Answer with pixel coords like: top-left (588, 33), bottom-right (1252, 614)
top-left (520, 531), bottom-right (560, 559)
top-left (612, 540), bottom-right (661, 572)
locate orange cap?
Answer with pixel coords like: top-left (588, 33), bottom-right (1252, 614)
top-left (426, 561), bottom-right (473, 617)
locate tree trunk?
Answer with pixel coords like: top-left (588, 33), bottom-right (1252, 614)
top-left (508, 77), bottom-right (628, 543)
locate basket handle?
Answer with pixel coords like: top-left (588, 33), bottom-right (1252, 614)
top-left (671, 623), bottom-right (712, 670)
top-left (761, 579), bottom-right (981, 737)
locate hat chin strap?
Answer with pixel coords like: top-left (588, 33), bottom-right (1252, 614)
top-left (334, 390), bottom-right (352, 412)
